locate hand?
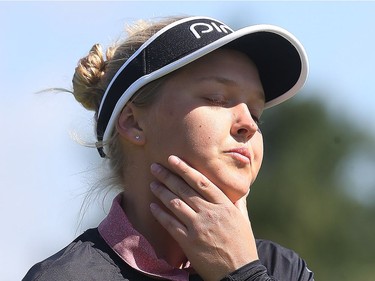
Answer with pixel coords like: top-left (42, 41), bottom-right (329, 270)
top-left (149, 155), bottom-right (259, 281)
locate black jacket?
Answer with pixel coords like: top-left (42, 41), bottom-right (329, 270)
top-left (23, 228), bottom-right (314, 281)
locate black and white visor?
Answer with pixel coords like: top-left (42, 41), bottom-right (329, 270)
top-left (97, 16), bottom-right (309, 157)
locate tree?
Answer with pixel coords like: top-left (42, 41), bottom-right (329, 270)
top-left (249, 94), bottom-right (375, 281)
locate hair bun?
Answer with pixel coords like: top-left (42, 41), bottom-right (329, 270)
top-left (72, 44), bottom-right (107, 111)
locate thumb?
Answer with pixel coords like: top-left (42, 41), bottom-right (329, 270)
top-left (234, 192), bottom-right (250, 220)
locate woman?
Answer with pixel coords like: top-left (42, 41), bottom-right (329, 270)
top-left (24, 16), bottom-right (312, 280)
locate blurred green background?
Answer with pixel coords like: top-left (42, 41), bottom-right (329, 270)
top-left (249, 94), bottom-right (375, 280)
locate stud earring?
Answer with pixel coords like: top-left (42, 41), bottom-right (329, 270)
top-left (135, 135), bottom-right (140, 140)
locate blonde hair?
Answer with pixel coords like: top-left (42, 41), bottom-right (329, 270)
top-left (71, 17), bottom-right (184, 190)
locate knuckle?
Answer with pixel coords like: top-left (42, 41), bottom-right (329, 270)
top-left (169, 198), bottom-right (183, 209)
top-left (197, 175), bottom-right (211, 190)
top-left (205, 209), bottom-right (220, 223)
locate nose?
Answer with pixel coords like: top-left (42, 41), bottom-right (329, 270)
top-left (230, 103), bottom-right (259, 141)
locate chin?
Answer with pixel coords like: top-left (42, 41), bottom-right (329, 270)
top-left (221, 185), bottom-right (250, 203)
top-left (211, 174), bottom-right (252, 203)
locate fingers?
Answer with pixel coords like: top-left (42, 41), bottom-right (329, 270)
top-left (149, 156), bottom-right (259, 280)
top-left (150, 162), bottom-right (206, 212)
top-left (149, 202), bottom-right (188, 241)
top-left (234, 196), bottom-right (251, 228)
top-left (150, 180), bottom-right (196, 226)
top-left (166, 155), bottom-right (228, 204)
top-left (234, 189), bottom-right (250, 216)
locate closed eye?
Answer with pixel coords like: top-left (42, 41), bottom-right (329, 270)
top-left (205, 96), bottom-right (229, 107)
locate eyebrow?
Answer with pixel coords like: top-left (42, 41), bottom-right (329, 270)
top-left (197, 76), bottom-right (236, 85)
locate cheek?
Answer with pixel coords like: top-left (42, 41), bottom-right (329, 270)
top-left (145, 104), bottom-right (193, 155)
top-left (182, 111), bottom-right (220, 148)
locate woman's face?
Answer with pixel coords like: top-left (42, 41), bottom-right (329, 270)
top-left (142, 49), bottom-right (265, 202)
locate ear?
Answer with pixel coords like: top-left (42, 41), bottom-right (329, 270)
top-left (116, 104), bottom-right (146, 146)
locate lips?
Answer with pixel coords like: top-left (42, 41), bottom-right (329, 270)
top-left (225, 147), bottom-right (251, 164)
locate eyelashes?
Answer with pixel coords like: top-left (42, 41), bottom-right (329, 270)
top-left (204, 96), bottom-right (263, 126)
top-left (205, 96), bottom-right (229, 107)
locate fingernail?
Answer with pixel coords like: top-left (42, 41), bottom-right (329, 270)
top-left (150, 181), bottom-right (158, 191)
top-left (150, 203), bottom-right (158, 213)
top-left (150, 163), bottom-right (161, 174)
top-left (169, 155), bottom-right (180, 165)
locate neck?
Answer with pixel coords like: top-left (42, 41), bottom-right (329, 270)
top-left (121, 169), bottom-right (187, 268)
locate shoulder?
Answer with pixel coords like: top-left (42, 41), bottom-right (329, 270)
top-left (256, 239), bottom-right (314, 280)
top-left (22, 229), bottom-right (125, 281)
